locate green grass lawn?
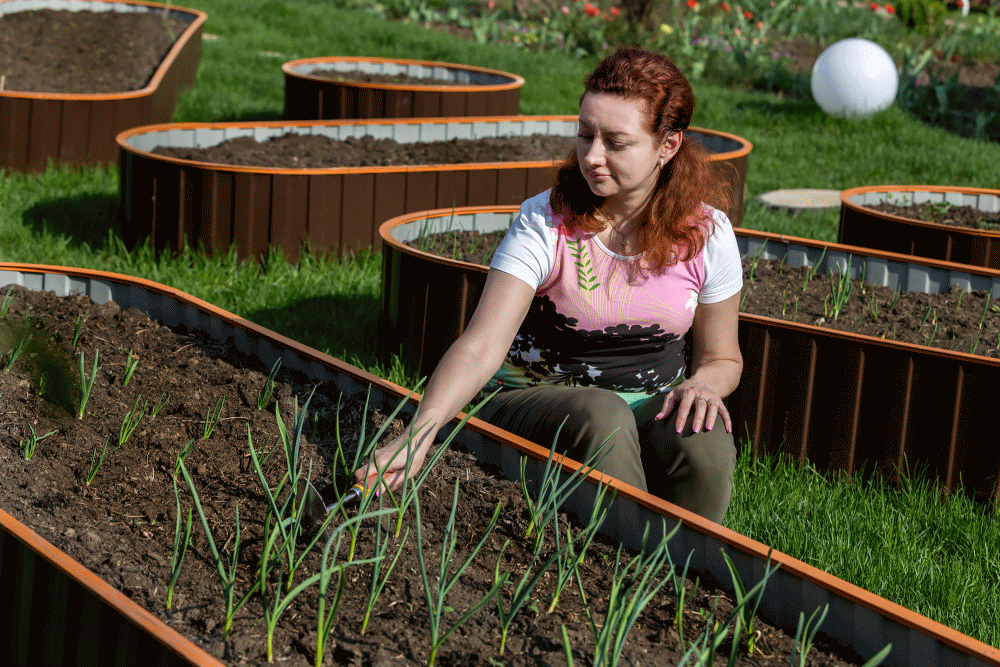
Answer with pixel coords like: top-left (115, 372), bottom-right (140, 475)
top-left (3, 0), bottom-right (1000, 650)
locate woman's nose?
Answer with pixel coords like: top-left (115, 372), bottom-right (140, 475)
top-left (583, 140), bottom-right (603, 165)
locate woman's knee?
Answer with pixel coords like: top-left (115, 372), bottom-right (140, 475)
top-left (551, 387), bottom-right (636, 452)
top-left (642, 416), bottom-right (736, 521)
top-left (481, 385), bottom-right (645, 489)
top-left (482, 386), bottom-right (635, 448)
top-left (678, 421), bottom-right (737, 486)
top-left (563, 387), bottom-right (633, 426)
top-left (544, 388), bottom-right (644, 489)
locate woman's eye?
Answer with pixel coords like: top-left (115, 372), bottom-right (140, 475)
top-left (609, 142), bottom-right (627, 150)
top-left (576, 133), bottom-right (593, 141)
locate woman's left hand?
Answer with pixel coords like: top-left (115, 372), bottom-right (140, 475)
top-left (655, 378), bottom-right (731, 435)
top-left (656, 292), bottom-right (743, 435)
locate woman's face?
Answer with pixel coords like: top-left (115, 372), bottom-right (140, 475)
top-left (576, 91), bottom-right (681, 208)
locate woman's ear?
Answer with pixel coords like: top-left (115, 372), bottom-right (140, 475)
top-left (661, 131), bottom-right (683, 164)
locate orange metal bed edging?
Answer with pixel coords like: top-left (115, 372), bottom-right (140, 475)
top-left (115, 117), bottom-right (750, 175)
top-left (281, 56), bottom-right (526, 93)
top-left (840, 184), bottom-right (1000, 236)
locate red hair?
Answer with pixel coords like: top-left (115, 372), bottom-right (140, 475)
top-left (550, 47), bottom-right (733, 272)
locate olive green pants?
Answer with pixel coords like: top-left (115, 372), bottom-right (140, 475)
top-left (479, 385), bottom-right (736, 524)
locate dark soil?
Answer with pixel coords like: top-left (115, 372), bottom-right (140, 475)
top-left (864, 201), bottom-right (1000, 231)
top-left (0, 285), bottom-right (876, 666)
top-left (0, 9), bottom-right (188, 94)
top-left (308, 70), bottom-right (476, 87)
top-left (739, 257), bottom-right (1000, 357)
top-left (410, 229), bottom-right (1000, 359)
top-left (152, 133), bottom-right (573, 169)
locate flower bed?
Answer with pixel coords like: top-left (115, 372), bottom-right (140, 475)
top-left (0, 0), bottom-right (205, 173)
top-left (1, 262), bottom-right (997, 666)
top-left (116, 117), bottom-right (750, 260)
top-left (839, 185), bottom-right (1000, 270)
top-left (282, 56), bottom-right (524, 120)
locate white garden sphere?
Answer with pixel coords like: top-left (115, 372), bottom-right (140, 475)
top-left (810, 38), bottom-right (899, 119)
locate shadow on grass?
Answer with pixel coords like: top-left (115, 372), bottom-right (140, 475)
top-left (732, 96), bottom-right (820, 118)
top-left (23, 193), bottom-right (120, 250)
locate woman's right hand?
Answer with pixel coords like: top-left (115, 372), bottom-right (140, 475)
top-left (354, 268), bottom-right (535, 495)
top-left (353, 427), bottom-right (432, 494)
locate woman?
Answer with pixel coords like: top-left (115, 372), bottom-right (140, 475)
top-left (356, 46), bottom-right (743, 524)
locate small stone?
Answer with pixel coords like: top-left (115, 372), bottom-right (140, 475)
top-left (757, 188), bottom-right (842, 213)
top-left (63, 527), bottom-right (76, 539)
top-left (204, 640), bottom-right (225, 657)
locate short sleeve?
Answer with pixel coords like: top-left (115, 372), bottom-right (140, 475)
top-left (700, 208), bottom-right (743, 304)
top-left (489, 190), bottom-right (556, 290)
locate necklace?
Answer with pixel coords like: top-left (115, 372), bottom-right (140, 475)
top-left (612, 226), bottom-right (626, 252)
top-left (597, 211), bottom-right (636, 254)
top-left (605, 219), bottom-right (629, 253)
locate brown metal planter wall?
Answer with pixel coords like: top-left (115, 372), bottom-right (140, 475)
top-left (839, 185), bottom-right (1000, 269)
top-left (379, 207), bottom-right (1000, 507)
top-left (0, 0), bottom-right (205, 173)
top-left (283, 56), bottom-right (524, 120)
top-left (690, 126), bottom-right (751, 226)
top-left (117, 117), bottom-right (752, 261)
top-left (734, 228), bottom-right (1000, 507)
top-left (2, 262), bottom-right (998, 667)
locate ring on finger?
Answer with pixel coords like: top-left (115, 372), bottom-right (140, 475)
top-left (695, 397), bottom-right (707, 403)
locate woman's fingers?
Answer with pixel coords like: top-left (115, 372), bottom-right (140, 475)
top-left (691, 396), bottom-right (709, 432)
top-left (354, 437), bottom-right (430, 494)
top-left (691, 396), bottom-right (733, 434)
top-left (659, 385), bottom-right (732, 435)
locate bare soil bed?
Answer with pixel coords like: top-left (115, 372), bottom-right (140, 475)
top-left (152, 133), bottom-right (573, 169)
top-left (740, 257), bottom-right (1000, 356)
top-left (0, 284), bottom-right (875, 667)
top-left (0, 8), bottom-right (189, 94)
top-left (864, 201), bottom-right (1000, 231)
top-left (409, 229), bottom-right (1000, 358)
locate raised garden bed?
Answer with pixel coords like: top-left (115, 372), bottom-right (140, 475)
top-left (1, 263), bottom-right (998, 666)
top-left (839, 185), bottom-right (1000, 270)
top-left (282, 56), bottom-right (524, 120)
top-left (0, 282), bottom-right (886, 667)
top-left (0, 0), bottom-right (205, 173)
top-left (116, 117), bottom-right (751, 260)
top-left (379, 206), bottom-right (1000, 507)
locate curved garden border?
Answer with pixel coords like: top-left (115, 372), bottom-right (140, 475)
top-left (839, 185), bottom-right (1000, 269)
top-left (0, 0), bottom-right (206, 173)
top-left (1, 262), bottom-right (998, 666)
top-left (117, 116), bottom-right (751, 261)
top-left (379, 206), bottom-right (1000, 507)
top-left (282, 56), bottom-right (524, 120)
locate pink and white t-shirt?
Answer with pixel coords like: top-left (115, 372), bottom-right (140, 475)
top-left (484, 189), bottom-right (743, 407)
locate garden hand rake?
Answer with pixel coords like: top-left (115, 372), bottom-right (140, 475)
top-left (297, 477), bottom-right (375, 534)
